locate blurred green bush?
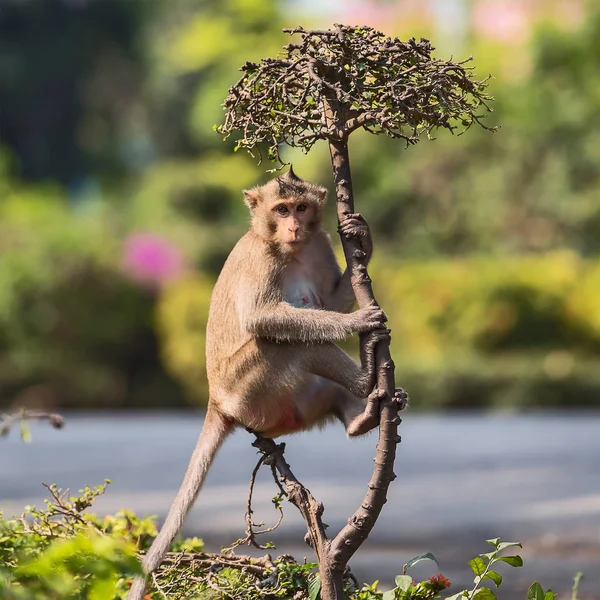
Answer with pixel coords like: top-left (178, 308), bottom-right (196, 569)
top-left (157, 252), bottom-right (600, 409)
top-left (1, 1), bottom-right (599, 410)
top-left (0, 175), bottom-right (185, 410)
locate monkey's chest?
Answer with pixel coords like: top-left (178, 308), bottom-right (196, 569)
top-left (283, 274), bottom-right (323, 309)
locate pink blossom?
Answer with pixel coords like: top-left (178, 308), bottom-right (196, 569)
top-left (473, 1), bottom-right (529, 44)
top-left (122, 233), bottom-right (184, 287)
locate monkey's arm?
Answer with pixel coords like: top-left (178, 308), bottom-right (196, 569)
top-left (243, 302), bottom-right (385, 343)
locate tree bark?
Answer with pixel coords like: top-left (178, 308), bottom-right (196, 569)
top-left (320, 137), bottom-right (401, 599)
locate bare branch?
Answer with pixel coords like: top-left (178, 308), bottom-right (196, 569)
top-left (1, 410), bottom-right (64, 439)
top-left (218, 24), bottom-right (496, 162)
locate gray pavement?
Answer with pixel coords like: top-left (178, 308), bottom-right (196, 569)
top-left (1, 412), bottom-right (599, 597)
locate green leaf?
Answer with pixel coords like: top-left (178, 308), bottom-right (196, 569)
top-left (468, 556), bottom-right (487, 577)
top-left (90, 576), bottom-right (118, 600)
top-left (382, 590), bottom-right (396, 600)
top-left (497, 555), bottom-right (523, 568)
top-left (308, 574), bottom-right (321, 600)
top-left (544, 591), bottom-right (556, 600)
top-left (486, 538), bottom-right (500, 547)
top-left (394, 575), bottom-right (413, 591)
top-left (446, 594), bottom-right (469, 600)
top-left (405, 552), bottom-right (439, 571)
top-left (496, 541), bottom-right (522, 552)
top-left (527, 582), bottom-right (544, 600)
top-left (473, 589), bottom-right (496, 600)
top-left (481, 552), bottom-right (496, 560)
top-left (20, 420), bottom-right (31, 443)
top-left (482, 570), bottom-right (502, 587)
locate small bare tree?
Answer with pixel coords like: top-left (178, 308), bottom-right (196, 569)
top-left (219, 24), bottom-right (494, 600)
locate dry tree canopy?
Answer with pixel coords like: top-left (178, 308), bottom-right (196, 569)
top-left (218, 24), bottom-right (496, 164)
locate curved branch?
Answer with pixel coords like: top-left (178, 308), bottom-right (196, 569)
top-left (327, 139), bottom-right (401, 571)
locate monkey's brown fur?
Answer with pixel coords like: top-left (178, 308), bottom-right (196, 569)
top-left (127, 168), bottom-right (387, 600)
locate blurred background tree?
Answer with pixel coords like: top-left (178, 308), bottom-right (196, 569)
top-left (0, 0), bottom-right (598, 411)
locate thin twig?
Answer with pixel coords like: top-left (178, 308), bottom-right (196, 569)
top-left (0, 410), bottom-right (64, 437)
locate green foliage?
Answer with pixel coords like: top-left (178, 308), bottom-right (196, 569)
top-left (0, 0), bottom-right (149, 183)
top-left (157, 253), bottom-right (600, 408)
top-left (0, 178), bottom-right (182, 410)
top-left (0, 485), bottom-right (577, 599)
top-left (0, 534), bottom-right (141, 600)
top-left (526, 582), bottom-right (556, 600)
top-left (156, 275), bottom-right (213, 401)
top-left (338, 11), bottom-right (600, 258)
top-left (446, 538), bottom-right (523, 600)
top-left (381, 552), bottom-right (448, 600)
top-left (0, 481), bottom-right (149, 599)
top-left (2, 1), bottom-right (600, 411)
top-left (0, 0), bottom-right (286, 411)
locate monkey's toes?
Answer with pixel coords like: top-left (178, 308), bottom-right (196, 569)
top-left (393, 388), bottom-right (409, 411)
top-left (371, 327), bottom-right (391, 342)
top-left (364, 327), bottom-right (391, 349)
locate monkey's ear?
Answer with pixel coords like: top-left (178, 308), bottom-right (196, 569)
top-left (315, 186), bottom-right (327, 203)
top-left (243, 188), bottom-right (261, 210)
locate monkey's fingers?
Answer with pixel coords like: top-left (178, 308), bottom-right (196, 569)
top-left (392, 388), bottom-right (409, 411)
top-left (354, 305), bottom-right (387, 333)
top-left (341, 212), bottom-right (364, 222)
top-left (338, 218), bottom-right (368, 238)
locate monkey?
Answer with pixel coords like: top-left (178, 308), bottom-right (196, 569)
top-left (126, 168), bottom-right (391, 600)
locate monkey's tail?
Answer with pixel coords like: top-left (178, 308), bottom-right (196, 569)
top-left (126, 405), bottom-right (233, 600)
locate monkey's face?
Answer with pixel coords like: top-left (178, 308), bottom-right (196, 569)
top-left (267, 199), bottom-right (318, 252)
top-left (244, 171), bottom-right (327, 254)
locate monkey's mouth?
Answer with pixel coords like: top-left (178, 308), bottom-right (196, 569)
top-left (284, 240), bottom-right (304, 252)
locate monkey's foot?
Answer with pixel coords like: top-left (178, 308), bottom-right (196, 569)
top-left (346, 389), bottom-right (386, 437)
top-left (393, 388), bottom-right (409, 411)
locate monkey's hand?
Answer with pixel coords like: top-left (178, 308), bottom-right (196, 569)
top-left (338, 213), bottom-right (373, 262)
top-left (351, 305), bottom-right (387, 334)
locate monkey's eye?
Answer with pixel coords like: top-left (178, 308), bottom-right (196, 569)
top-left (275, 205), bottom-right (289, 215)
top-left (296, 203), bottom-right (308, 212)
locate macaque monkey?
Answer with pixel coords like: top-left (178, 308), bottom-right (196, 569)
top-left (127, 168), bottom-right (390, 600)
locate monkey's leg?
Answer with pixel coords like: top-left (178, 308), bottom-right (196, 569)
top-left (300, 330), bottom-right (404, 436)
top-left (301, 329), bottom-right (387, 396)
top-left (299, 381), bottom-right (393, 437)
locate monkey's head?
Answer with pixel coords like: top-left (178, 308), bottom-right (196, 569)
top-left (244, 167), bottom-right (327, 255)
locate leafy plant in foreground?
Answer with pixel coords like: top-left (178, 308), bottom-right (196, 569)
top-left (0, 482), bottom-right (574, 599)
